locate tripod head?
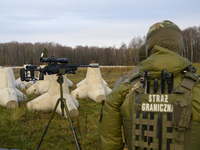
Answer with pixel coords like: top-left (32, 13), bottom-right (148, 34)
top-left (20, 53), bottom-right (99, 82)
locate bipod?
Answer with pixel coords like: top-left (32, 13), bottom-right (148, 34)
top-left (157, 69), bottom-right (167, 150)
top-left (36, 69), bottom-right (81, 150)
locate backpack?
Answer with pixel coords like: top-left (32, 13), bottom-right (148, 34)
top-left (120, 66), bottom-right (200, 150)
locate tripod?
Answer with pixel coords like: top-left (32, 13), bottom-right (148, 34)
top-left (36, 69), bottom-right (81, 150)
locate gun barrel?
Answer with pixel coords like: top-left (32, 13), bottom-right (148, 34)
top-left (90, 64), bottom-right (99, 68)
top-left (78, 64), bottom-right (99, 68)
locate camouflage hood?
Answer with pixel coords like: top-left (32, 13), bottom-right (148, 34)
top-left (145, 20), bottom-right (183, 57)
top-left (139, 45), bottom-right (192, 79)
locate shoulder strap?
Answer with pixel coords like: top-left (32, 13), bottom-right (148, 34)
top-left (179, 72), bottom-right (197, 103)
top-left (129, 70), bottom-right (140, 87)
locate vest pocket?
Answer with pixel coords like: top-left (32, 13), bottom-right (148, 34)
top-left (172, 101), bottom-right (192, 130)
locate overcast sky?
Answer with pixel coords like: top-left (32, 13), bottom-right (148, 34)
top-left (0, 0), bottom-right (199, 48)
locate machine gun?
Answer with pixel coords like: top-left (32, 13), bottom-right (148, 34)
top-left (20, 53), bottom-right (99, 150)
top-left (20, 53), bottom-right (98, 82)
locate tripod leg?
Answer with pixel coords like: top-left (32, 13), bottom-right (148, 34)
top-left (60, 98), bottom-right (65, 117)
top-left (63, 99), bottom-right (81, 150)
top-left (36, 98), bottom-right (60, 150)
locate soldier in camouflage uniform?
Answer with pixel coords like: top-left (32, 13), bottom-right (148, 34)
top-left (99, 20), bottom-right (200, 150)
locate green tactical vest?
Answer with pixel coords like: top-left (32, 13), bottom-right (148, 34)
top-left (120, 69), bottom-right (200, 150)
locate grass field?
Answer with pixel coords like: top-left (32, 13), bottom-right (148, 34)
top-left (0, 66), bottom-right (135, 150)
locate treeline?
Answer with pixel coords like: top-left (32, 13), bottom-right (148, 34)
top-left (0, 37), bottom-right (145, 66)
top-left (182, 26), bottom-right (200, 63)
top-left (0, 25), bottom-right (199, 66)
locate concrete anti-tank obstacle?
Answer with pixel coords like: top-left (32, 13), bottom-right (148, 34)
top-left (26, 74), bottom-right (50, 95)
top-left (27, 74), bottom-right (79, 117)
top-left (5, 67), bottom-right (27, 103)
top-left (71, 63), bottom-right (112, 102)
top-left (16, 77), bottom-right (36, 89)
top-left (6, 67), bottom-right (26, 90)
top-left (7, 67), bottom-right (27, 102)
top-left (0, 67), bottom-right (27, 109)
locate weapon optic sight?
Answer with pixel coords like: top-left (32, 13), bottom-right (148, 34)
top-left (40, 53), bottom-right (69, 64)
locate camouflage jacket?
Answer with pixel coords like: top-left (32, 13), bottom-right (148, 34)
top-left (99, 45), bottom-right (200, 150)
